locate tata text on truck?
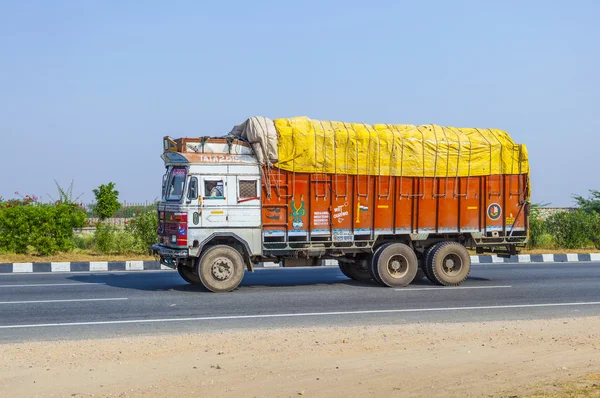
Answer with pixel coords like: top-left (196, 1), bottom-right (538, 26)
top-left (152, 117), bottom-right (530, 292)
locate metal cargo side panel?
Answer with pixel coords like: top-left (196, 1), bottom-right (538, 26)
top-left (352, 175), bottom-right (374, 238)
top-left (261, 167), bottom-right (289, 241)
top-left (395, 176), bottom-right (416, 233)
top-left (483, 175), bottom-right (505, 233)
top-left (309, 173), bottom-right (331, 238)
top-left (458, 177), bottom-right (482, 232)
top-left (373, 176), bottom-right (394, 235)
top-left (503, 174), bottom-right (527, 232)
top-left (330, 174), bottom-right (353, 242)
top-left (417, 178), bottom-right (437, 233)
top-left (287, 173), bottom-right (310, 240)
top-left (436, 178), bottom-right (460, 233)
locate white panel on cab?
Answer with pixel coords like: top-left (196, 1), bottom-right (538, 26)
top-left (228, 164), bottom-right (260, 175)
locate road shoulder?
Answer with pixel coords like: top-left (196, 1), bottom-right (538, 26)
top-left (1, 317), bottom-right (599, 397)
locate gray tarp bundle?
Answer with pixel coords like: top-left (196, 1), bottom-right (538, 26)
top-left (229, 116), bottom-right (278, 165)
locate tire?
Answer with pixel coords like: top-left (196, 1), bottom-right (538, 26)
top-left (368, 245), bottom-right (389, 286)
top-left (422, 243), bottom-right (442, 283)
top-left (338, 262), bottom-right (372, 282)
top-left (196, 245), bottom-right (245, 292)
top-left (413, 268), bottom-right (426, 282)
top-left (177, 264), bottom-right (203, 285)
top-left (427, 242), bottom-right (471, 286)
top-left (371, 243), bottom-right (419, 288)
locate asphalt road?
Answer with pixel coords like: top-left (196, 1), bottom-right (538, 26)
top-left (0, 262), bottom-right (599, 343)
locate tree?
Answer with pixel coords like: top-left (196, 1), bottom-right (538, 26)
top-left (93, 182), bottom-right (121, 221)
top-left (573, 190), bottom-right (600, 214)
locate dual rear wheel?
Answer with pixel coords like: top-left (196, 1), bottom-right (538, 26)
top-left (423, 242), bottom-right (471, 286)
top-left (362, 241), bottom-right (471, 287)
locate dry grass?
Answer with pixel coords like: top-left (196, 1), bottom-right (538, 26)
top-left (0, 251), bottom-right (154, 263)
top-left (520, 373), bottom-right (600, 397)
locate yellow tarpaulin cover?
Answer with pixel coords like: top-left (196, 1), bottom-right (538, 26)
top-left (274, 117), bottom-right (529, 178)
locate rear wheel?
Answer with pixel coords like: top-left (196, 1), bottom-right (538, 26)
top-left (177, 264), bottom-right (202, 285)
top-left (196, 245), bottom-right (245, 292)
top-left (371, 243), bottom-right (418, 288)
top-left (426, 242), bottom-right (471, 286)
top-left (422, 243), bottom-right (441, 282)
top-left (338, 262), bottom-right (371, 282)
top-left (414, 268), bottom-right (426, 281)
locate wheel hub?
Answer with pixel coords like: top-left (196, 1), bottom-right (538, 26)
top-left (442, 254), bottom-right (462, 276)
top-left (387, 255), bottom-right (408, 278)
top-left (211, 258), bottom-right (233, 281)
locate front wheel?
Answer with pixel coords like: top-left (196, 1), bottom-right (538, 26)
top-left (177, 264), bottom-right (202, 285)
top-left (338, 262), bottom-right (372, 282)
top-left (196, 245), bottom-right (245, 292)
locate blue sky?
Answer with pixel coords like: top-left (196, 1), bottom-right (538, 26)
top-left (1, 0), bottom-right (598, 205)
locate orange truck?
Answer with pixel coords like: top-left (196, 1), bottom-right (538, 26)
top-left (152, 116), bottom-right (530, 292)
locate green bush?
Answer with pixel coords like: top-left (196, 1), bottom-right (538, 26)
top-left (527, 204), bottom-right (547, 249)
top-left (545, 211), bottom-right (600, 249)
top-left (126, 211), bottom-right (158, 254)
top-left (72, 234), bottom-right (95, 250)
top-left (92, 210), bottom-right (157, 255)
top-left (0, 199), bottom-right (86, 255)
top-left (93, 223), bottom-right (136, 254)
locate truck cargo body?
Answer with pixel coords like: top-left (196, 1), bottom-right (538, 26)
top-left (261, 167), bottom-right (528, 257)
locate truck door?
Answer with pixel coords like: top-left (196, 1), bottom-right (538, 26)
top-left (186, 175), bottom-right (201, 228)
top-left (201, 176), bottom-right (228, 228)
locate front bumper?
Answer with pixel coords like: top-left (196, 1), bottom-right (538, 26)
top-left (151, 244), bottom-right (189, 258)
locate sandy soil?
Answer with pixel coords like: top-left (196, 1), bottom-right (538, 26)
top-left (1, 317), bottom-right (599, 398)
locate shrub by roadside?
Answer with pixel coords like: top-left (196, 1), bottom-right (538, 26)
top-left (528, 207), bottom-right (600, 251)
top-left (80, 211), bottom-right (158, 255)
top-left (0, 196), bottom-right (86, 255)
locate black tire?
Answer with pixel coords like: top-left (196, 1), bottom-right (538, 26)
top-left (372, 243), bottom-right (419, 288)
top-left (413, 268), bottom-right (426, 282)
top-left (427, 242), bottom-right (471, 286)
top-left (177, 264), bottom-right (203, 285)
top-left (196, 245), bottom-right (245, 292)
top-left (422, 243), bottom-right (442, 283)
top-left (338, 262), bottom-right (371, 282)
top-left (368, 245), bottom-right (389, 286)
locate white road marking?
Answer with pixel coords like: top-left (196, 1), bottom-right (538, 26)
top-left (395, 285), bottom-right (512, 291)
top-left (0, 283), bottom-right (106, 288)
top-left (0, 301), bottom-right (599, 329)
top-left (0, 298), bottom-right (127, 305)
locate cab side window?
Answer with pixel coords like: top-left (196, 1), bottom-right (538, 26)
top-left (239, 180), bottom-right (258, 199)
top-left (204, 180), bottom-right (224, 199)
top-left (187, 177), bottom-right (198, 200)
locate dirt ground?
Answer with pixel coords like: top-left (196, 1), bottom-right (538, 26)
top-left (1, 317), bottom-right (599, 398)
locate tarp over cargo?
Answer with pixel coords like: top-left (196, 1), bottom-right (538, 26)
top-left (231, 116), bottom-right (529, 178)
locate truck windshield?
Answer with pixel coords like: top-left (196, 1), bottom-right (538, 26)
top-left (166, 167), bottom-right (187, 201)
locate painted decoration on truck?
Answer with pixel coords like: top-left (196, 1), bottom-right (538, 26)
top-left (266, 207), bottom-right (281, 220)
top-left (313, 211), bottom-right (329, 226)
top-left (290, 198), bottom-right (306, 229)
top-left (333, 202), bottom-right (349, 224)
top-left (487, 203), bottom-right (502, 221)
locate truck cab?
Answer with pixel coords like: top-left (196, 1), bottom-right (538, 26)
top-left (152, 136), bottom-right (263, 292)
